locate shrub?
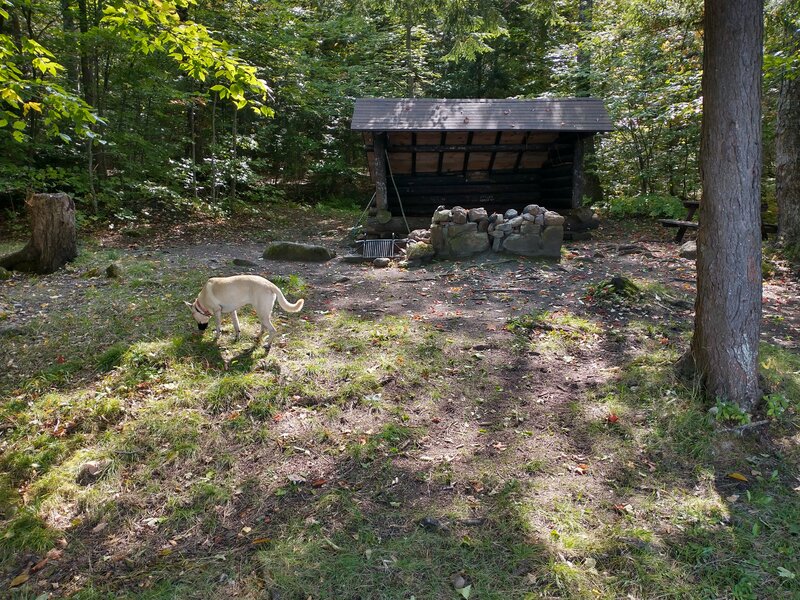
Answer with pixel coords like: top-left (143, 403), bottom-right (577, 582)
top-left (604, 194), bottom-right (686, 219)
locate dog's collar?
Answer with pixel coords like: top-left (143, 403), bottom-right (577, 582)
top-left (193, 299), bottom-right (213, 317)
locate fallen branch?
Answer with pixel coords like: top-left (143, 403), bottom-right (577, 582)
top-left (477, 288), bottom-right (540, 294)
top-left (718, 419), bottom-right (770, 434)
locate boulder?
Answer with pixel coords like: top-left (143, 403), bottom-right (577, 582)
top-left (445, 222), bottom-right (478, 237)
top-left (451, 206), bottom-right (468, 224)
top-left (105, 262), bottom-right (123, 278)
top-left (504, 209), bottom-right (519, 220)
top-left (432, 209), bottom-right (452, 224)
top-left (541, 226), bottom-right (564, 256)
top-left (502, 233), bottom-right (542, 256)
top-left (263, 241), bottom-right (336, 262)
top-left (477, 218), bottom-right (490, 232)
top-left (430, 224), bottom-right (444, 249)
top-left (544, 211), bottom-right (566, 226)
top-left (437, 226), bottom-right (489, 258)
top-left (468, 207), bottom-right (488, 222)
top-left (373, 257), bottom-right (391, 268)
top-left (406, 242), bottom-right (435, 261)
top-left (521, 222), bottom-right (542, 235)
top-left (408, 229), bottom-right (431, 243)
top-left (679, 240), bottom-right (697, 259)
top-left (508, 216), bottom-right (524, 228)
top-left (523, 204), bottom-right (541, 215)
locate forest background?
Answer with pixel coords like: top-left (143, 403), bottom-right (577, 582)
top-left (0, 0), bottom-right (797, 243)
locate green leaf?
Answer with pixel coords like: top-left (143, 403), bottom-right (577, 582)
top-left (777, 567), bottom-right (795, 579)
top-left (12, 120), bottom-right (26, 130)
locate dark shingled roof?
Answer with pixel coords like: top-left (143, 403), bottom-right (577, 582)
top-left (351, 98), bottom-right (614, 133)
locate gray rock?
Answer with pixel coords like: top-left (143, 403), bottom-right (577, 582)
top-left (445, 222), bottom-right (477, 237)
top-left (373, 257), bottom-right (391, 268)
top-left (541, 226), bottom-right (564, 257)
top-left (468, 207), bottom-right (488, 222)
top-left (492, 234), bottom-right (504, 251)
top-left (496, 222), bottom-right (513, 233)
top-left (502, 233), bottom-right (543, 256)
top-left (105, 263), bottom-right (122, 278)
top-left (438, 228), bottom-right (490, 258)
top-left (523, 204), bottom-right (541, 215)
top-left (508, 216), bottom-right (524, 228)
top-left (504, 209), bottom-right (519, 220)
top-left (408, 229), bottom-right (431, 242)
top-left (679, 240), bottom-right (697, 259)
top-left (430, 224), bottom-right (444, 250)
top-left (77, 459), bottom-right (112, 485)
top-left (406, 242), bottom-right (435, 261)
top-left (477, 218), bottom-right (490, 232)
top-left (232, 258), bottom-right (258, 267)
top-left (450, 206), bottom-right (467, 223)
top-left (376, 209), bottom-right (393, 224)
top-left (263, 241), bottom-right (336, 262)
top-left (433, 209), bottom-right (452, 224)
top-left (521, 222), bottom-right (542, 235)
top-left (544, 211), bottom-right (566, 226)
top-left (534, 214), bottom-right (545, 225)
top-left (522, 212), bottom-right (535, 222)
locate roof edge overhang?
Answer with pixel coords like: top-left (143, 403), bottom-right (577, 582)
top-left (351, 97), bottom-right (614, 133)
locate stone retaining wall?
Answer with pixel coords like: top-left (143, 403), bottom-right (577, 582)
top-left (427, 205), bottom-right (564, 259)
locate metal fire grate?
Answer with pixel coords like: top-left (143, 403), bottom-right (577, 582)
top-left (356, 237), bottom-right (408, 259)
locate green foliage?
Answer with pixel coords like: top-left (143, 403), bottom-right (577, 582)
top-left (713, 400), bottom-right (752, 426)
top-left (764, 393), bottom-right (789, 419)
top-left (0, 32), bottom-right (97, 142)
top-left (604, 194), bottom-right (687, 219)
top-left (101, 1), bottom-right (270, 114)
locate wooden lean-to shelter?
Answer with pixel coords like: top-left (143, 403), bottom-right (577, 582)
top-left (351, 98), bottom-right (613, 231)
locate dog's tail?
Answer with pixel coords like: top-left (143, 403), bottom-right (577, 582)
top-left (276, 287), bottom-right (304, 313)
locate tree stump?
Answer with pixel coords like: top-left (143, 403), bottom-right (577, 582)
top-left (0, 193), bottom-right (78, 274)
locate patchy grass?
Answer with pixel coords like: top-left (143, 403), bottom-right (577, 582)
top-left (1, 227), bottom-right (799, 599)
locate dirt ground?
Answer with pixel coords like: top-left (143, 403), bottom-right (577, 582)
top-left (1, 213), bottom-right (799, 598)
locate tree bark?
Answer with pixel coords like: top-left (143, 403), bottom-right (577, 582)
top-left (0, 193), bottom-right (78, 274)
top-left (691, 0), bottom-right (763, 410)
top-left (776, 43), bottom-right (800, 248)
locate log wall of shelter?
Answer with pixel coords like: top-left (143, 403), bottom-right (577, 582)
top-left (364, 130), bottom-right (585, 216)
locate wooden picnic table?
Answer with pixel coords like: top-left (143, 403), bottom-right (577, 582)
top-left (659, 200), bottom-right (777, 243)
top-left (658, 201), bottom-right (699, 243)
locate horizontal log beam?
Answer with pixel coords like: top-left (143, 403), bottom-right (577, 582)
top-left (365, 143), bottom-right (572, 153)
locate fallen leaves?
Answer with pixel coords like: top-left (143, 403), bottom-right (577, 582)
top-left (613, 503), bottom-right (634, 515)
top-left (727, 472), bottom-right (749, 483)
top-left (9, 569), bottom-right (30, 588)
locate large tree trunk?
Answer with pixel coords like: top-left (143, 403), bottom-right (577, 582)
top-left (776, 52), bottom-right (800, 248)
top-left (691, 0), bottom-right (763, 411)
top-left (0, 193), bottom-right (78, 274)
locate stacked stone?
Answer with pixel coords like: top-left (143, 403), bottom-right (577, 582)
top-left (429, 205), bottom-right (491, 258)
top-left (486, 204), bottom-right (565, 257)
